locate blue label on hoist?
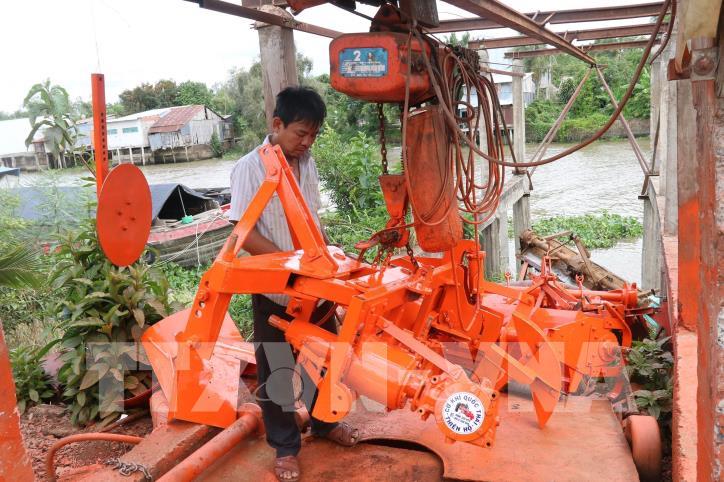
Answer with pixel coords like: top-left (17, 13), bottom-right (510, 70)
top-left (339, 48), bottom-right (388, 77)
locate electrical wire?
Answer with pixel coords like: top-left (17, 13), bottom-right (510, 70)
top-left (410, 0), bottom-right (672, 171)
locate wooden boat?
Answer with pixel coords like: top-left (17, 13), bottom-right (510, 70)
top-left (146, 185), bottom-right (234, 267)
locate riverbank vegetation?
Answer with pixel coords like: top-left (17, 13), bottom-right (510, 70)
top-left (523, 46), bottom-right (651, 142)
top-left (530, 212), bottom-right (643, 249)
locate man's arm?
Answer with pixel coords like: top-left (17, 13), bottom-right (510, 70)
top-left (239, 226), bottom-right (280, 255)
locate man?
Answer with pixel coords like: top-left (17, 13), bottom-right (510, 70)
top-left (229, 86), bottom-right (358, 482)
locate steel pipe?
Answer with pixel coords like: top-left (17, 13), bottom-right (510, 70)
top-left (157, 404), bottom-right (263, 482)
top-left (443, 0), bottom-right (596, 64)
top-left (432, 2), bottom-right (665, 33)
top-left (505, 39), bottom-right (656, 59)
top-left (470, 23), bottom-right (666, 50)
top-left (184, 0), bottom-right (342, 38)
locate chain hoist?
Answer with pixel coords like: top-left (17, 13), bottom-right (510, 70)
top-left (377, 103), bottom-right (388, 175)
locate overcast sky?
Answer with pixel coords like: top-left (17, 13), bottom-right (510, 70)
top-left (0, 0), bottom-right (649, 112)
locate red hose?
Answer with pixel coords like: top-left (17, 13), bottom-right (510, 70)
top-left (46, 433), bottom-right (143, 482)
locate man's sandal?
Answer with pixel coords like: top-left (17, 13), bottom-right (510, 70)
top-left (275, 455), bottom-right (300, 482)
top-left (322, 422), bottom-right (360, 447)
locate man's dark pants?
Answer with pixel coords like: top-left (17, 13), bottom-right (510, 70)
top-left (252, 294), bottom-right (338, 457)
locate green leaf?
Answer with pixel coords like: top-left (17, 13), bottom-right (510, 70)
top-left (77, 390), bottom-right (87, 406)
top-left (109, 367), bottom-right (124, 382)
top-left (145, 299), bottom-right (168, 318)
top-left (29, 389), bottom-right (39, 403)
top-left (132, 308), bottom-right (145, 326)
top-left (61, 336), bottom-right (82, 349)
top-left (79, 368), bottom-right (101, 390)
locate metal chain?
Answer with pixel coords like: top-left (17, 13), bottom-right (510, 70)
top-left (105, 457), bottom-right (152, 480)
top-left (377, 103), bottom-right (388, 175)
top-left (406, 241), bottom-right (419, 271)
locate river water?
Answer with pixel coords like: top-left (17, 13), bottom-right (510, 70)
top-left (13, 138), bottom-right (650, 284)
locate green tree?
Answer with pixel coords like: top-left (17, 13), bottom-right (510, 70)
top-left (118, 83), bottom-right (158, 114)
top-left (23, 79), bottom-right (77, 168)
top-left (558, 77), bottom-right (576, 104)
top-left (72, 97), bottom-right (93, 120)
top-left (446, 32), bottom-right (470, 47)
top-left (176, 81), bottom-right (213, 106)
top-left (153, 79), bottom-right (179, 107)
top-left (0, 110), bottom-right (28, 121)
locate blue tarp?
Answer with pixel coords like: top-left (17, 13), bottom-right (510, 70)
top-left (0, 166), bottom-right (20, 179)
top-left (8, 183), bottom-right (213, 224)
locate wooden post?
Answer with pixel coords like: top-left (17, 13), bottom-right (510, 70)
top-left (481, 218), bottom-right (502, 279)
top-left (256, 5), bottom-right (298, 131)
top-left (512, 59), bottom-right (526, 166)
top-left (640, 193), bottom-right (661, 291)
top-left (662, 37), bottom-right (678, 235)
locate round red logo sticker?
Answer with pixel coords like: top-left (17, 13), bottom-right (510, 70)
top-left (441, 391), bottom-right (485, 435)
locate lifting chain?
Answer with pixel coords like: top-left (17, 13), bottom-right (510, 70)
top-left (105, 457), bottom-right (152, 480)
top-left (406, 241), bottom-right (419, 271)
top-left (377, 103), bottom-right (388, 175)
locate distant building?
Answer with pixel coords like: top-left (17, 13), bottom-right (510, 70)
top-left (76, 104), bottom-right (230, 165)
top-left (493, 72), bottom-right (535, 125)
top-left (0, 118), bottom-right (48, 171)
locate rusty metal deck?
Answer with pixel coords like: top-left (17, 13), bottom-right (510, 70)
top-left (198, 392), bottom-right (638, 481)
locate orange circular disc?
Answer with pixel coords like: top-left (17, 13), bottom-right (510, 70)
top-left (97, 164), bottom-right (152, 267)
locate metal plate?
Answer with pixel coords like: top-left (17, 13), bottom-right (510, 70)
top-left (339, 47), bottom-right (388, 77)
top-left (97, 164), bottom-right (152, 266)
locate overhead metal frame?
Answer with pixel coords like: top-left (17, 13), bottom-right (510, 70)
top-left (504, 39), bottom-right (656, 59)
top-left (184, 0), bottom-right (342, 38)
top-left (470, 22), bottom-right (666, 50)
top-left (184, 0), bottom-right (666, 66)
top-left (442, 0), bottom-right (597, 64)
top-left (431, 2), bottom-right (665, 33)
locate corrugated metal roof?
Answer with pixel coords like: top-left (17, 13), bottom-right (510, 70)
top-left (148, 105), bottom-right (205, 134)
top-left (110, 107), bottom-right (173, 123)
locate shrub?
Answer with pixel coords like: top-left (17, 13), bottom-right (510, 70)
top-left (10, 343), bottom-right (57, 413)
top-left (626, 336), bottom-right (673, 420)
top-left (49, 220), bottom-right (179, 425)
top-left (312, 127), bottom-right (385, 217)
top-left (210, 131), bottom-right (224, 158)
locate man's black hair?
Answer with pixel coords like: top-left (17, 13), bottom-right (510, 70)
top-left (273, 86), bottom-right (326, 127)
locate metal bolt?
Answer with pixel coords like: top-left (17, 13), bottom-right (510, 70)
top-left (693, 54), bottom-right (716, 76)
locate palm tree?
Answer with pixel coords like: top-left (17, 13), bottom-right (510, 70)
top-left (23, 80), bottom-right (77, 169)
top-left (0, 245), bottom-right (41, 289)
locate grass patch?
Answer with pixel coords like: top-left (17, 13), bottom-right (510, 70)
top-left (531, 212), bottom-right (643, 249)
top-left (221, 145), bottom-right (247, 161)
top-left (160, 263), bottom-right (253, 339)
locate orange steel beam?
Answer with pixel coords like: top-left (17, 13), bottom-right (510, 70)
top-left (432, 2), bottom-right (665, 33)
top-left (184, 0), bottom-right (342, 38)
top-left (470, 22), bottom-right (666, 50)
top-left (504, 39), bottom-right (655, 59)
top-left (443, 0), bottom-right (596, 64)
top-left (91, 73), bottom-right (109, 196)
